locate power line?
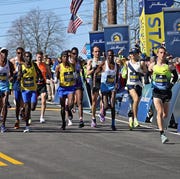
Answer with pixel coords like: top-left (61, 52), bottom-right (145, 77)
top-left (0, 2), bottom-right (93, 16)
top-left (0, 0), bottom-right (43, 5)
top-left (0, 2), bottom-right (93, 34)
top-left (0, 22), bottom-right (92, 38)
top-left (0, 1), bottom-right (93, 48)
top-left (0, 10), bottom-right (91, 26)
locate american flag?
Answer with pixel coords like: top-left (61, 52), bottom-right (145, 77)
top-left (70, 0), bottom-right (83, 15)
top-left (67, 14), bottom-right (83, 34)
top-left (81, 44), bottom-right (87, 55)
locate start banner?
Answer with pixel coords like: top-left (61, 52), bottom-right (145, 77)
top-left (139, 0), bottom-right (173, 56)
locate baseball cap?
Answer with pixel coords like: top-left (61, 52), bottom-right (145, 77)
top-left (129, 48), bottom-right (139, 54)
top-left (0, 47), bottom-right (8, 53)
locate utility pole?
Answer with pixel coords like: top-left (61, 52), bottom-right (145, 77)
top-left (99, 2), bottom-right (103, 31)
top-left (107, 0), bottom-right (117, 25)
top-left (92, 0), bottom-right (100, 31)
top-left (124, 0), bottom-right (127, 24)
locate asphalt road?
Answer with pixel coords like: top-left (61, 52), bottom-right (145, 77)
top-left (0, 99), bottom-right (180, 179)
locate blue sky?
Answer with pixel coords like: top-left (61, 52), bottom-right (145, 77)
top-left (0, 0), bottom-right (93, 56)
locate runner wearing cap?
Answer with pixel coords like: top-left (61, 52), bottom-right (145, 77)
top-left (126, 47), bottom-right (147, 130)
top-left (0, 48), bottom-right (14, 133)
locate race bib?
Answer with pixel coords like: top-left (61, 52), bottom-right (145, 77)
top-left (23, 77), bottom-right (34, 87)
top-left (64, 72), bottom-right (74, 82)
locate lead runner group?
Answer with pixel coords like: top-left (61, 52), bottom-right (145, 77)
top-left (0, 44), bottom-right (179, 144)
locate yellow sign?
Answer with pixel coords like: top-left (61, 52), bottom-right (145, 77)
top-left (0, 152), bottom-right (24, 167)
top-left (139, 7), bottom-right (165, 56)
top-left (139, 8), bottom-right (147, 54)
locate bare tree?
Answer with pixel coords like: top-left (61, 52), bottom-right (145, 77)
top-left (7, 9), bottom-right (65, 57)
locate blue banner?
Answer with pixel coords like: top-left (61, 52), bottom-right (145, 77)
top-left (151, 83), bottom-right (180, 129)
top-left (103, 25), bottom-right (130, 57)
top-left (163, 82), bottom-right (180, 128)
top-left (139, 0), bottom-right (173, 15)
top-left (117, 90), bottom-right (132, 118)
top-left (89, 31), bottom-right (105, 58)
top-left (163, 8), bottom-right (180, 57)
top-left (137, 84), bottom-right (153, 122)
top-left (85, 43), bottom-right (91, 59)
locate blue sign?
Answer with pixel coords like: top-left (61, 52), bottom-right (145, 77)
top-left (137, 84), bottom-right (153, 122)
top-left (118, 90), bottom-right (132, 118)
top-left (140, 0), bottom-right (173, 15)
top-left (163, 8), bottom-right (180, 57)
top-left (163, 82), bottom-right (180, 128)
top-left (89, 31), bottom-right (105, 58)
top-left (104, 25), bottom-right (130, 57)
top-left (85, 43), bottom-right (91, 59)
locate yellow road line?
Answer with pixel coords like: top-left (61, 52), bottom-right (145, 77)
top-left (0, 161), bottom-right (8, 167)
top-left (0, 152), bottom-right (24, 165)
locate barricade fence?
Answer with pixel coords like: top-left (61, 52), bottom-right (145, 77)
top-left (116, 82), bottom-right (180, 133)
top-left (54, 80), bottom-right (180, 132)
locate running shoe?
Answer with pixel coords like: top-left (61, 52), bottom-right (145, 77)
top-left (91, 119), bottom-right (97, 128)
top-left (40, 117), bottom-right (45, 123)
top-left (134, 118), bottom-right (140, 128)
top-left (161, 134), bottom-right (169, 144)
top-left (23, 126), bottom-right (30, 133)
top-left (79, 120), bottom-right (84, 128)
top-left (68, 119), bottom-right (73, 126)
top-left (98, 113), bottom-right (105, 123)
top-left (129, 117), bottom-right (133, 130)
top-left (14, 121), bottom-right (20, 129)
top-left (111, 125), bottom-right (116, 131)
top-left (28, 119), bottom-right (32, 125)
top-left (1, 125), bottom-right (7, 133)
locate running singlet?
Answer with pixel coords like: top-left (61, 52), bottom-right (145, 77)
top-left (91, 58), bottom-right (102, 88)
top-left (37, 62), bottom-right (47, 83)
top-left (74, 60), bottom-right (83, 87)
top-left (59, 63), bottom-right (75, 87)
top-left (101, 60), bottom-right (116, 91)
top-left (21, 63), bottom-right (37, 91)
top-left (126, 60), bottom-right (142, 87)
top-left (0, 61), bottom-right (10, 92)
top-left (152, 64), bottom-right (171, 90)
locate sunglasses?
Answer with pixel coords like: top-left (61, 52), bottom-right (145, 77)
top-left (71, 52), bottom-right (77, 55)
top-left (17, 52), bottom-right (23, 54)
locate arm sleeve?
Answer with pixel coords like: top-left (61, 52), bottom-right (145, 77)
top-left (171, 69), bottom-right (178, 84)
